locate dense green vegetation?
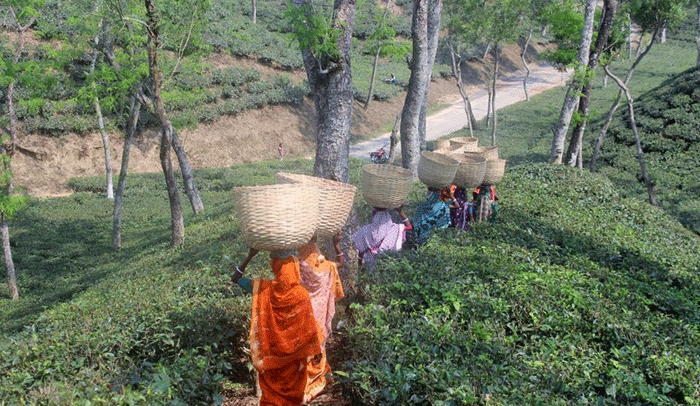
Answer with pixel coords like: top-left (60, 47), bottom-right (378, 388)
top-left (2, 2), bottom-right (700, 406)
top-left (0, 0), bottom-right (441, 138)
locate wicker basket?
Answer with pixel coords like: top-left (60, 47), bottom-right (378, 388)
top-left (233, 183), bottom-right (319, 251)
top-left (450, 137), bottom-right (479, 152)
top-left (276, 172), bottom-right (357, 237)
top-left (452, 153), bottom-right (487, 189)
top-left (433, 139), bottom-right (450, 150)
top-left (475, 146), bottom-right (499, 160)
top-left (435, 144), bottom-right (465, 156)
top-left (361, 164), bottom-right (414, 209)
top-left (483, 159), bottom-right (506, 184)
top-left (417, 151), bottom-right (460, 189)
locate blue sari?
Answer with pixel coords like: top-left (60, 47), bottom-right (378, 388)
top-left (406, 191), bottom-right (451, 247)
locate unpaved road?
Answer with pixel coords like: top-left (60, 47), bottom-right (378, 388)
top-left (349, 63), bottom-right (572, 159)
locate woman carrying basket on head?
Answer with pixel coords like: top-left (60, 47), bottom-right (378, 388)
top-left (350, 205), bottom-right (412, 268)
top-left (296, 233), bottom-right (345, 402)
top-left (233, 248), bottom-right (324, 406)
top-left (405, 185), bottom-right (459, 248)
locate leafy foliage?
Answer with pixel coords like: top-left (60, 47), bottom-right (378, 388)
top-left (345, 164), bottom-right (700, 405)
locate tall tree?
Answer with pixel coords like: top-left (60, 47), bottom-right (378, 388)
top-left (0, 1), bottom-right (38, 300)
top-left (563, 0), bottom-right (620, 167)
top-left (400, 0), bottom-right (442, 176)
top-left (144, 0), bottom-right (185, 246)
top-left (589, 0), bottom-right (688, 171)
top-left (287, 0), bottom-right (356, 182)
top-left (549, 0), bottom-right (597, 164)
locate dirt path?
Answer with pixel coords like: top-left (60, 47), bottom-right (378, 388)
top-left (350, 63), bottom-right (572, 159)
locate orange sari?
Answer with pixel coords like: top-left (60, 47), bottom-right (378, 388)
top-left (298, 243), bottom-right (345, 403)
top-left (249, 255), bottom-right (323, 406)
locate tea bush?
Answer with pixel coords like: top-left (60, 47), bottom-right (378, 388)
top-left (345, 164), bottom-right (700, 405)
top-left (601, 65), bottom-right (700, 233)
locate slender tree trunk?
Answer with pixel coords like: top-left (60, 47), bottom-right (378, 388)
top-left (603, 65), bottom-right (657, 206)
top-left (448, 43), bottom-right (476, 136)
top-left (490, 45), bottom-right (499, 146)
top-left (628, 15), bottom-right (634, 59)
top-left (113, 96), bottom-right (141, 249)
top-left (145, 0), bottom-right (184, 246)
top-left (170, 130), bottom-right (203, 214)
top-left (251, 0), bottom-right (257, 23)
top-left (365, 3), bottom-right (390, 109)
top-left (549, 0), bottom-right (597, 163)
top-left (418, 0), bottom-right (442, 152)
top-left (589, 26), bottom-right (659, 171)
top-left (2, 218), bottom-right (17, 301)
top-left (365, 45), bottom-right (382, 108)
top-left (301, 0), bottom-right (356, 182)
top-left (401, 0), bottom-right (430, 176)
top-left (565, 0), bottom-right (618, 166)
top-left (660, 27), bottom-right (666, 44)
top-left (89, 52), bottom-right (114, 200)
top-left (521, 27), bottom-right (533, 101)
top-left (387, 114), bottom-right (400, 164)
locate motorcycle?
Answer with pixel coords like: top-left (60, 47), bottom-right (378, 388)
top-left (369, 144), bottom-right (389, 163)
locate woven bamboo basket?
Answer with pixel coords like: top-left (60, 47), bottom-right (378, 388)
top-left (449, 137), bottom-right (479, 151)
top-left (433, 139), bottom-right (450, 150)
top-left (483, 159), bottom-right (506, 184)
top-left (233, 183), bottom-right (319, 251)
top-left (361, 164), bottom-right (414, 209)
top-left (276, 172), bottom-right (357, 237)
top-left (435, 144), bottom-right (465, 156)
top-left (417, 151), bottom-right (460, 189)
top-left (475, 146), bottom-right (499, 160)
top-left (452, 153), bottom-right (487, 189)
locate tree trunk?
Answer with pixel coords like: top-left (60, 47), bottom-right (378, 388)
top-left (113, 96), bottom-right (141, 249)
top-left (660, 26), bottom-right (666, 44)
top-left (170, 130), bottom-right (204, 214)
top-left (589, 26), bottom-right (659, 172)
top-left (301, 0), bottom-right (356, 183)
top-left (2, 218), bottom-right (17, 300)
top-left (145, 0), bottom-right (185, 246)
top-left (603, 65), bottom-right (657, 206)
top-left (365, 45), bottom-right (382, 108)
top-left (549, 0), bottom-right (596, 164)
top-left (387, 114), bottom-right (400, 164)
top-left (564, 0), bottom-right (618, 166)
top-left (89, 52), bottom-right (114, 200)
top-left (401, 0), bottom-right (430, 177)
top-left (521, 27), bottom-right (533, 101)
top-left (490, 45), bottom-right (499, 146)
top-left (251, 0), bottom-right (257, 23)
top-left (417, 0), bottom-right (442, 152)
top-left (448, 43), bottom-right (476, 136)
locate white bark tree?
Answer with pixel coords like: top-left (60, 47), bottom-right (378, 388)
top-left (549, 0), bottom-right (597, 164)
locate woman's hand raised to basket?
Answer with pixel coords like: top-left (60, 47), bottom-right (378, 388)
top-left (333, 231), bottom-right (345, 268)
top-left (232, 247), bottom-right (259, 284)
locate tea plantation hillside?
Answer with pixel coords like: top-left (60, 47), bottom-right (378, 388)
top-left (347, 163), bottom-right (700, 405)
top-left (598, 65), bottom-right (700, 235)
top-left (1, 159), bottom-right (699, 405)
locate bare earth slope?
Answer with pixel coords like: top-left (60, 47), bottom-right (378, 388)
top-left (11, 43), bottom-right (564, 197)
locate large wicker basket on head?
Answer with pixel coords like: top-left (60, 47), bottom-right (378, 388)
top-left (361, 164), bottom-right (414, 209)
top-left (276, 172), bottom-right (357, 237)
top-left (450, 137), bottom-right (479, 152)
top-left (233, 183), bottom-right (319, 251)
top-left (483, 159), bottom-right (506, 184)
top-left (452, 153), bottom-right (487, 189)
top-left (417, 151), bottom-right (460, 189)
top-left (475, 145), bottom-right (499, 160)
